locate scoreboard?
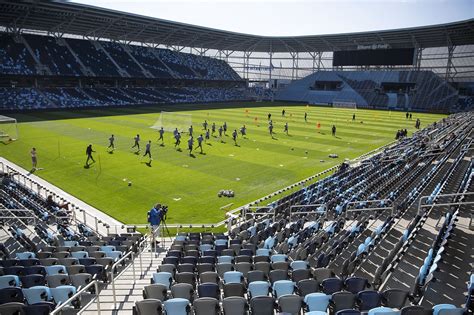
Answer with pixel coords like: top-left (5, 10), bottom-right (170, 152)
top-left (333, 48), bottom-right (415, 66)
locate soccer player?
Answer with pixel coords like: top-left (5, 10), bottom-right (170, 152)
top-left (31, 147), bottom-right (37, 170)
top-left (352, 114), bottom-right (356, 121)
top-left (174, 132), bottom-right (181, 148)
top-left (269, 124), bottom-right (274, 138)
top-left (85, 144), bottom-right (95, 166)
top-left (173, 127), bottom-right (179, 137)
top-left (268, 113), bottom-right (271, 121)
top-left (188, 136), bottom-right (194, 155)
top-left (143, 140), bottom-right (152, 159)
top-left (188, 125), bottom-right (193, 137)
top-left (132, 134), bottom-right (140, 152)
top-left (205, 129), bottom-right (210, 142)
top-left (240, 125), bottom-right (247, 137)
top-left (218, 125), bottom-right (223, 138)
top-left (332, 125), bottom-right (336, 136)
top-left (406, 112), bottom-right (409, 119)
top-left (284, 122), bottom-right (288, 135)
top-left (223, 122), bottom-right (227, 135)
top-left (107, 134), bottom-right (115, 151)
top-left (304, 112), bottom-right (308, 122)
top-left (158, 127), bottom-right (164, 144)
top-left (203, 120), bottom-right (208, 130)
top-left (232, 129), bottom-right (238, 145)
top-left (282, 109), bottom-right (285, 117)
top-left (196, 134), bottom-right (204, 153)
top-left (211, 122), bottom-right (216, 135)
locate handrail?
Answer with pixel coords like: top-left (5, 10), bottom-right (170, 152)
top-left (289, 204), bottom-right (325, 222)
top-left (110, 250), bottom-right (135, 308)
top-left (50, 280), bottom-right (100, 315)
top-left (418, 192), bottom-right (474, 212)
top-left (136, 234), bottom-right (149, 278)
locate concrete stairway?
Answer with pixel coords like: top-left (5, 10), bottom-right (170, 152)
top-left (81, 237), bottom-right (173, 315)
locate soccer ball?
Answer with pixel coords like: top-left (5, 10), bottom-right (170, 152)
top-left (128, 181), bottom-right (132, 186)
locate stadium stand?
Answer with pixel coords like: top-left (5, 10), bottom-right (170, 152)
top-left (0, 33), bottom-right (241, 81)
top-left (276, 71), bottom-right (460, 112)
top-left (0, 165), bottom-right (146, 314)
top-left (0, 32), bottom-right (247, 110)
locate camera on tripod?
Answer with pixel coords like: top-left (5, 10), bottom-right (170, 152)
top-left (160, 205), bottom-right (168, 220)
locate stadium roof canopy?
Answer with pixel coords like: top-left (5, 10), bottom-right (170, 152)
top-left (1, 1), bottom-right (473, 53)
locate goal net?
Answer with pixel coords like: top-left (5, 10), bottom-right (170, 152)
top-left (333, 100), bottom-right (357, 109)
top-left (0, 115), bottom-right (18, 144)
top-left (150, 111), bottom-right (193, 133)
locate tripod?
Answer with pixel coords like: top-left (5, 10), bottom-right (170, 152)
top-left (160, 217), bottom-right (173, 243)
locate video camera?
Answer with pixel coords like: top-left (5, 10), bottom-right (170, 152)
top-left (160, 205), bottom-right (168, 220)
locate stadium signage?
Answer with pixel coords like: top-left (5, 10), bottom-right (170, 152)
top-left (357, 44), bottom-right (391, 50)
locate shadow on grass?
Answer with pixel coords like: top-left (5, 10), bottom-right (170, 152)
top-left (6, 101), bottom-right (306, 123)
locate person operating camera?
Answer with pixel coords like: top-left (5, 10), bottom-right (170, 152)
top-left (148, 203), bottom-right (164, 242)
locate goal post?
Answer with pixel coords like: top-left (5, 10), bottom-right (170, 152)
top-left (332, 100), bottom-right (357, 110)
top-left (150, 111), bottom-right (193, 133)
top-left (0, 115), bottom-right (19, 144)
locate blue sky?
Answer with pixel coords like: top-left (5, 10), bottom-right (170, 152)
top-left (73, 0), bottom-right (473, 36)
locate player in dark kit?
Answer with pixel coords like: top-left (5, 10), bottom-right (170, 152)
top-left (282, 109), bottom-right (285, 117)
top-left (196, 134), bottom-right (204, 153)
top-left (174, 132), bottom-right (181, 148)
top-left (203, 120), bottom-right (208, 130)
top-left (188, 125), bottom-right (193, 137)
top-left (132, 134), bottom-right (140, 152)
top-left (232, 129), bottom-right (238, 145)
top-left (218, 126), bottom-right (223, 138)
top-left (143, 140), bottom-right (152, 159)
top-left (240, 125), bottom-right (247, 137)
top-left (352, 114), bottom-right (356, 121)
top-left (158, 127), bottom-right (164, 144)
top-left (284, 122), bottom-right (288, 135)
top-left (332, 125), bottom-right (336, 136)
top-left (268, 113), bottom-right (272, 120)
top-left (211, 123), bottom-right (216, 135)
top-left (223, 122), bottom-right (228, 135)
top-left (85, 144), bottom-right (95, 166)
top-left (304, 112), bottom-right (308, 122)
top-left (205, 129), bottom-right (210, 142)
top-left (107, 134), bottom-right (115, 151)
top-left (188, 136), bottom-right (194, 155)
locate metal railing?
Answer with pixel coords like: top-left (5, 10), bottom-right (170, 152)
top-left (289, 204), bottom-right (325, 222)
top-left (346, 199), bottom-right (394, 216)
top-left (50, 280), bottom-right (100, 315)
top-left (110, 250), bottom-right (135, 308)
top-left (418, 192), bottom-right (474, 212)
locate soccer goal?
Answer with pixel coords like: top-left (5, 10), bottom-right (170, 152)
top-left (0, 115), bottom-right (19, 144)
top-left (150, 111), bottom-right (193, 133)
top-left (333, 100), bottom-right (357, 110)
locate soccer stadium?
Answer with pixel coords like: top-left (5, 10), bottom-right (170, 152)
top-left (0, 0), bottom-right (473, 314)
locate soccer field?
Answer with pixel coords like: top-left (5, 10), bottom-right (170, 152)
top-left (1, 102), bottom-right (445, 225)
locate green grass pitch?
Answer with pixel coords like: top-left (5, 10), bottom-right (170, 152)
top-left (1, 102), bottom-right (445, 225)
